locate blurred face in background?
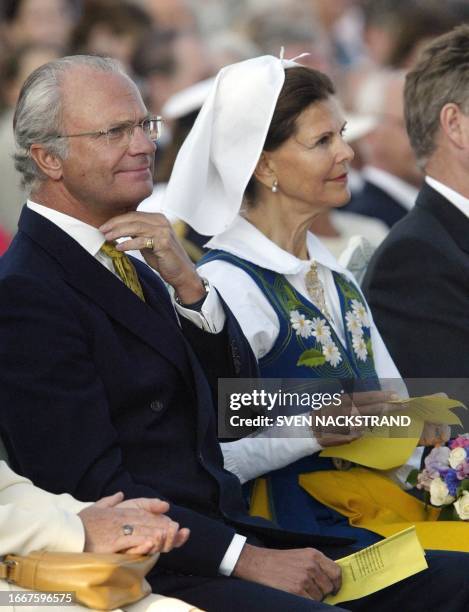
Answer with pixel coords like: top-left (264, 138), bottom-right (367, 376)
top-left (140, 0), bottom-right (196, 32)
top-left (144, 33), bottom-right (211, 115)
top-left (4, 46), bottom-right (61, 108)
top-left (7, 0), bottom-right (73, 49)
top-left (361, 77), bottom-right (422, 187)
top-left (81, 25), bottom-right (140, 71)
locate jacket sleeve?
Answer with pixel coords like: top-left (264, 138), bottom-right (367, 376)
top-left (0, 277), bottom-right (236, 577)
top-left (180, 289), bottom-right (259, 392)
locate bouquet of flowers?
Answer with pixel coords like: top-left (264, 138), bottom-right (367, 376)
top-left (412, 434), bottom-right (469, 520)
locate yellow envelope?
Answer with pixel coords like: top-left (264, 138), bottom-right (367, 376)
top-left (325, 527), bottom-right (428, 605)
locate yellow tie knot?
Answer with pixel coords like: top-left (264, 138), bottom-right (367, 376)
top-left (100, 241), bottom-right (145, 301)
top-left (100, 241), bottom-right (125, 259)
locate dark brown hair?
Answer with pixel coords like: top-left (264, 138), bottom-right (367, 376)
top-left (245, 66), bottom-right (335, 203)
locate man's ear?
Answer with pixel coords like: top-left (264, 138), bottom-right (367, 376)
top-left (253, 152), bottom-right (277, 190)
top-left (29, 144), bottom-right (64, 181)
top-left (440, 103), bottom-right (468, 149)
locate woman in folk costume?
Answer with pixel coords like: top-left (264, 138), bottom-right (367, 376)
top-left (162, 55), bottom-right (467, 551)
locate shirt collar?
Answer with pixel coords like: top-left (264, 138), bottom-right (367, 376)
top-left (206, 215), bottom-right (347, 276)
top-left (425, 176), bottom-right (469, 220)
top-left (362, 166), bottom-right (418, 211)
top-left (27, 200), bottom-right (106, 256)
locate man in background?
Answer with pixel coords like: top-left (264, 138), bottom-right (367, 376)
top-left (364, 25), bottom-right (469, 378)
top-left (347, 70), bottom-right (421, 227)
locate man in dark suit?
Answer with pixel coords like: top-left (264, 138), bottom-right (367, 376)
top-left (1, 55), bottom-right (468, 612)
top-left (363, 25), bottom-right (469, 380)
top-left (346, 71), bottom-right (420, 228)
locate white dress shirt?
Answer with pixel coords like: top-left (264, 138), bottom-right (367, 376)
top-left (425, 175), bottom-right (469, 218)
top-left (198, 216), bottom-right (418, 486)
top-left (26, 201), bottom-right (243, 576)
top-left (363, 166), bottom-right (419, 212)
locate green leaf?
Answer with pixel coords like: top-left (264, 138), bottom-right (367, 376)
top-left (406, 469), bottom-right (419, 487)
top-left (365, 338), bottom-right (373, 358)
top-left (457, 479), bottom-right (469, 494)
top-left (297, 349), bottom-right (326, 368)
top-left (438, 505), bottom-right (460, 521)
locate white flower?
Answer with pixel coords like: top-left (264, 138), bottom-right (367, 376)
top-left (351, 299), bottom-right (370, 327)
top-left (290, 310), bottom-right (314, 338)
top-left (449, 447), bottom-right (467, 470)
top-left (311, 317), bottom-right (331, 344)
top-left (429, 477), bottom-right (455, 507)
top-left (454, 491), bottom-right (469, 520)
top-left (322, 341), bottom-right (342, 368)
top-left (345, 311), bottom-right (363, 337)
top-left (352, 335), bottom-right (368, 361)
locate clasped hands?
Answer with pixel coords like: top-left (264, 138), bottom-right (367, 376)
top-left (78, 491), bottom-right (190, 555)
top-left (100, 212), bottom-right (206, 305)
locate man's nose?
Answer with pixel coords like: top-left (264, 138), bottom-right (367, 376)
top-left (128, 125), bottom-right (156, 155)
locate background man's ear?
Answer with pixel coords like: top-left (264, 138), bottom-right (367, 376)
top-left (29, 144), bottom-right (64, 181)
top-left (253, 152), bottom-right (277, 190)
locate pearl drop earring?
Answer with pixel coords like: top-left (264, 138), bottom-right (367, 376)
top-left (271, 179), bottom-right (278, 193)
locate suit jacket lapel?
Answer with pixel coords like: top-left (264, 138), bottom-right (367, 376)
top-left (19, 207), bottom-right (192, 383)
top-left (417, 182), bottom-right (469, 254)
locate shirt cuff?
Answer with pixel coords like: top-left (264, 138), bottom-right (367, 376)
top-left (221, 418), bottom-right (322, 485)
top-left (173, 280), bottom-right (225, 333)
top-left (218, 534), bottom-right (247, 576)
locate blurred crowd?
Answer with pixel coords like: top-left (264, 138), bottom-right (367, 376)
top-left (0, 0), bottom-right (468, 253)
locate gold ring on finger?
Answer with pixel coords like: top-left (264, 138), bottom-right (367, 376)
top-left (144, 237), bottom-right (154, 250)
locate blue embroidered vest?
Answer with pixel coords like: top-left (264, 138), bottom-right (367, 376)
top-left (199, 250), bottom-right (381, 545)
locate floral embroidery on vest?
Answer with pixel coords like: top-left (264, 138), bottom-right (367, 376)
top-left (198, 250), bottom-right (378, 380)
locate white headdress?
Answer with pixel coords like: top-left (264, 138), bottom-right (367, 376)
top-left (161, 55), bottom-right (300, 235)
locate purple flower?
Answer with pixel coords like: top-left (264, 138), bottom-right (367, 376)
top-left (456, 461), bottom-right (469, 481)
top-left (450, 434), bottom-right (469, 450)
top-left (416, 468), bottom-right (433, 491)
top-left (443, 469), bottom-right (460, 497)
top-left (424, 446), bottom-right (450, 477)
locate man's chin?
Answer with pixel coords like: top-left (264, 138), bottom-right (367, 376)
top-left (124, 185), bottom-right (154, 210)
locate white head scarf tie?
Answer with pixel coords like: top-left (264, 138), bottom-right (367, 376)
top-left (161, 55), bottom-right (301, 235)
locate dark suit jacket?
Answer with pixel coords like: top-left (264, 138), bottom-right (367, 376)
top-left (0, 207), bottom-right (351, 585)
top-left (363, 182), bottom-right (469, 378)
top-left (347, 179), bottom-right (410, 228)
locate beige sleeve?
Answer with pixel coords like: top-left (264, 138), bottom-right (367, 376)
top-left (0, 462), bottom-right (89, 555)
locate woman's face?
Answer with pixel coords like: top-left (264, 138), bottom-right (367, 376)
top-left (266, 96), bottom-right (354, 212)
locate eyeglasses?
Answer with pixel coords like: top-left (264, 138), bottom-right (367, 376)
top-left (55, 116), bottom-right (163, 146)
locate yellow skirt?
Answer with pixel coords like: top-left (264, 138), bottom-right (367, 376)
top-left (250, 468), bottom-right (469, 551)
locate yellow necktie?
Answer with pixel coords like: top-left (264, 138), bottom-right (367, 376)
top-left (100, 241), bottom-right (145, 302)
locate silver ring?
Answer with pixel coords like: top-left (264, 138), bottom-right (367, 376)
top-left (122, 524), bottom-right (134, 536)
top-left (144, 237), bottom-right (154, 250)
